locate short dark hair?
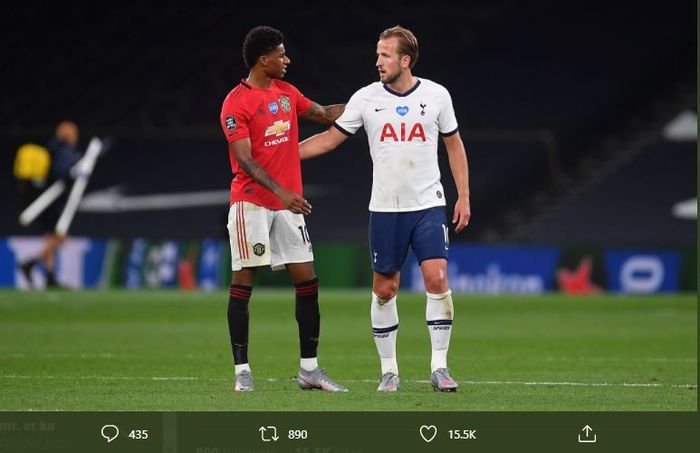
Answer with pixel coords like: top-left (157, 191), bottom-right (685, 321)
top-left (242, 26), bottom-right (284, 69)
top-left (379, 25), bottom-right (419, 69)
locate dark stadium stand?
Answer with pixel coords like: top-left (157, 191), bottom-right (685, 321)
top-left (520, 140), bottom-right (697, 246)
top-left (1, 1), bottom-right (695, 245)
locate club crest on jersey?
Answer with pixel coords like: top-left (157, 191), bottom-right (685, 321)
top-left (380, 122), bottom-right (426, 142)
top-left (396, 106), bottom-right (409, 116)
top-left (253, 243), bottom-right (265, 256)
top-left (268, 101), bottom-right (279, 114)
top-left (225, 115), bottom-right (237, 130)
top-left (279, 95), bottom-right (291, 113)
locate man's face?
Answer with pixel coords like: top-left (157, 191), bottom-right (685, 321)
top-left (262, 44), bottom-right (290, 79)
top-left (376, 37), bottom-right (405, 84)
top-left (56, 121), bottom-right (79, 146)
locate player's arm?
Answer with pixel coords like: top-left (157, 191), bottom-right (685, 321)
top-left (442, 132), bottom-right (471, 233)
top-left (299, 102), bottom-right (346, 125)
top-left (299, 126), bottom-right (349, 160)
top-left (230, 139), bottom-right (311, 215)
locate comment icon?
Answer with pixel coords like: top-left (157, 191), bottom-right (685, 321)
top-left (101, 424), bottom-right (119, 443)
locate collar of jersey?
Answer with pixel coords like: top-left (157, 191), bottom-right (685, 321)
top-left (240, 79), bottom-right (275, 90)
top-left (382, 79), bottom-right (421, 97)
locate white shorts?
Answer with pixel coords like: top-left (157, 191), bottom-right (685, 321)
top-left (227, 201), bottom-right (314, 271)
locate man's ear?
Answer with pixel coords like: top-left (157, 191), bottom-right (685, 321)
top-left (401, 54), bottom-right (411, 69)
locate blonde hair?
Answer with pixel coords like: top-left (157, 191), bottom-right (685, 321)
top-left (379, 25), bottom-right (419, 68)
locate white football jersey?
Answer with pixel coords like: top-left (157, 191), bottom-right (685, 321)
top-left (334, 78), bottom-right (459, 212)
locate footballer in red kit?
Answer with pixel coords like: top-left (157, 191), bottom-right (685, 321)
top-left (220, 79), bottom-right (311, 210)
top-left (218, 26), bottom-right (347, 393)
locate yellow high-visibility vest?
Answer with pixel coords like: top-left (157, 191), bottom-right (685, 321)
top-left (13, 143), bottom-right (50, 181)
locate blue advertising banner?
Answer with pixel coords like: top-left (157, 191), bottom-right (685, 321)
top-left (198, 239), bottom-right (223, 291)
top-left (123, 239), bottom-right (181, 289)
top-left (124, 239), bottom-right (147, 289)
top-left (604, 250), bottom-right (681, 293)
top-left (402, 244), bottom-right (560, 294)
top-left (1, 238), bottom-right (690, 293)
top-left (0, 237), bottom-right (108, 289)
top-left (0, 240), bottom-right (15, 287)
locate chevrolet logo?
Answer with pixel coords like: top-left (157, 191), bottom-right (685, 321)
top-left (265, 120), bottom-right (291, 137)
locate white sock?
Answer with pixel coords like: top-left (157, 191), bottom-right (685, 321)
top-left (300, 357), bottom-right (318, 372)
top-left (371, 292), bottom-right (399, 375)
top-left (426, 290), bottom-right (454, 372)
top-left (235, 363), bottom-right (251, 374)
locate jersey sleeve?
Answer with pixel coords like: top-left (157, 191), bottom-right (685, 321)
top-left (220, 97), bottom-right (250, 144)
top-left (288, 83), bottom-right (312, 115)
top-left (437, 88), bottom-right (459, 136)
top-left (333, 88), bottom-right (366, 136)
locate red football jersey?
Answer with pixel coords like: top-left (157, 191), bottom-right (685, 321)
top-left (220, 79), bottom-right (312, 210)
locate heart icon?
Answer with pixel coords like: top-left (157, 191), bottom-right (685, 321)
top-left (419, 425), bottom-right (437, 443)
top-left (396, 106), bottom-right (409, 116)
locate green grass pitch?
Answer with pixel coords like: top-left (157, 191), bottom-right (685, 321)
top-left (0, 289), bottom-right (696, 411)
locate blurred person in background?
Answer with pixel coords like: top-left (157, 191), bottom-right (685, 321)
top-left (15, 121), bottom-right (82, 289)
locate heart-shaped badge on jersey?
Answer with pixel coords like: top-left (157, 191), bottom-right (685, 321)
top-left (396, 106), bottom-right (409, 116)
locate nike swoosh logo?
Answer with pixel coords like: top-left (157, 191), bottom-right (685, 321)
top-left (374, 108), bottom-right (386, 112)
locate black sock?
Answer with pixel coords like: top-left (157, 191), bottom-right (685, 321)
top-left (295, 278), bottom-right (320, 359)
top-left (21, 259), bottom-right (38, 269)
top-left (46, 270), bottom-right (58, 286)
top-left (228, 284), bottom-right (252, 365)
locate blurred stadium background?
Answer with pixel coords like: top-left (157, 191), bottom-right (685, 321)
top-left (0, 2), bottom-right (695, 293)
top-left (0, 1), bottom-right (696, 412)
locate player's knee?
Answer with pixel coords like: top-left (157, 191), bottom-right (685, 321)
top-left (373, 283), bottom-right (398, 301)
top-left (424, 272), bottom-right (448, 294)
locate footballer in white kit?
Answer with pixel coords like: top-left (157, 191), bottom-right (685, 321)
top-left (300, 26), bottom-right (471, 393)
top-left (333, 78), bottom-right (459, 213)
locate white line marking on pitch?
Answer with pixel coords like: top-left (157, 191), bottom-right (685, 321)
top-left (1, 375), bottom-right (695, 389)
top-left (1, 375), bottom-right (197, 381)
top-left (263, 378), bottom-right (696, 389)
top-left (542, 356), bottom-right (696, 364)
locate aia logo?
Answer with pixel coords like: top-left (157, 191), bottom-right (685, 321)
top-left (380, 123), bottom-right (426, 142)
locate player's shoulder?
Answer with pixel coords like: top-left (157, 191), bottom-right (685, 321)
top-left (358, 81), bottom-right (383, 95)
top-left (221, 82), bottom-right (252, 108)
top-left (417, 78), bottom-right (451, 97)
top-left (349, 81), bottom-right (383, 102)
top-left (271, 79), bottom-right (301, 93)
